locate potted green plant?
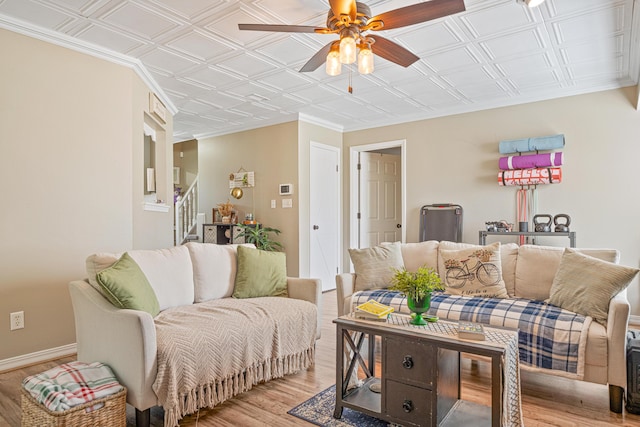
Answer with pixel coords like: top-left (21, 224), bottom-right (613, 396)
top-left (389, 265), bottom-right (445, 325)
top-left (235, 224), bottom-right (283, 251)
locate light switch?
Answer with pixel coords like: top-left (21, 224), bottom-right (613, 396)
top-left (271, 200), bottom-right (276, 208)
top-left (282, 198), bottom-right (293, 208)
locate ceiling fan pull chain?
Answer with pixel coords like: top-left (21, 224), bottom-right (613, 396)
top-left (348, 66), bottom-right (353, 94)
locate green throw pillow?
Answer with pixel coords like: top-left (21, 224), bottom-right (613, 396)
top-left (233, 246), bottom-right (288, 298)
top-left (96, 252), bottom-right (160, 316)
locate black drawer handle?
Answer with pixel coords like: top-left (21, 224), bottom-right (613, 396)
top-left (403, 399), bottom-right (414, 413)
top-left (402, 355), bottom-right (414, 369)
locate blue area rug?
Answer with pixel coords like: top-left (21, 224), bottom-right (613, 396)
top-left (288, 385), bottom-right (388, 426)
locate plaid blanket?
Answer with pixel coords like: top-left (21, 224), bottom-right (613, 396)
top-left (352, 290), bottom-right (591, 379)
top-left (22, 361), bottom-right (123, 412)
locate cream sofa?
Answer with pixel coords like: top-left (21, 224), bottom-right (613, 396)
top-left (69, 243), bottom-right (322, 427)
top-left (336, 241), bottom-right (632, 413)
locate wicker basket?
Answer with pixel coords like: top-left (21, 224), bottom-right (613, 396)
top-left (21, 387), bottom-right (126, 427)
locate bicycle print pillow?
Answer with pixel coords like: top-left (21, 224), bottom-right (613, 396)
top-left (439, 242), bottom-right (509, 298)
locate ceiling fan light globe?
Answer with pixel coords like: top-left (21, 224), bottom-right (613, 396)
top-left (339, 35), bottom-right (357, 64)
top-left (326, 51), bottom-right (342, 76)
top-left (358, 48), bottom-right (374, 74)
top-left (517, 0), bottom-right (545, 7)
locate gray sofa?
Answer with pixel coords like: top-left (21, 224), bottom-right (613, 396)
top-left (337, 241), bottom-right (632, 413)
top-left (69, 243), bottom-right (321, 427)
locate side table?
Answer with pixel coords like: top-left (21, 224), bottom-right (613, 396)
top-left (334, 314), bottom-right (522, 427)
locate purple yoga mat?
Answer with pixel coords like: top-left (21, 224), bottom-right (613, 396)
top-left (499, 152), bottom-right (563, 171)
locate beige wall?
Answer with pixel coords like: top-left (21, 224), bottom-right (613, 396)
top-left (173, 139), bottom-right (198, 192)
top-left (344, 87), bottom-right (640, 315)
top-left (0, 29), bottom-right (172, 361)
top-left (198, 122), bottom-right (300, 275)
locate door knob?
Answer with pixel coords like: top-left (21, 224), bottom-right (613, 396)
top-left (396, 224), bottom-right (402, 228)
top-left (402, 399), bottom-right (414, 413)
top-left (313, 225), bottom-right (319, 230)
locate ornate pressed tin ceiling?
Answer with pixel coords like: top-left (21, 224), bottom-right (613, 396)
top-left (0, 0), bottom-right (638, 140)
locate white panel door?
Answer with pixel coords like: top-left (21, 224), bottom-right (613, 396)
top-left (310, 143), bottom-right (340, 292)
top-left (359, 152), bottom-right (401, 247)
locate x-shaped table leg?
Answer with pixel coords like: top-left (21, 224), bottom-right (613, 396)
top-left (342, 330), bottom-right (373, 396)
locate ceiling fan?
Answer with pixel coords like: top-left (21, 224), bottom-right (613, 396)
top-left (239, 0), bottom-right (466, 76)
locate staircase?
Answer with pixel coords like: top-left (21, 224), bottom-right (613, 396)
top-left (175, 176), bottom-right (199, 245)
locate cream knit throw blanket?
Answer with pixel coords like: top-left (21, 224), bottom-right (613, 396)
top-left (153, 297), bottom-right (317, 427)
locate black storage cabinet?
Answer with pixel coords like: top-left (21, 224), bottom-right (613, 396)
top-left (627, 330), bottom-right (640, 414)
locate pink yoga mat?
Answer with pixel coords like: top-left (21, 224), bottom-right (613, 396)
top-left (499, 152), bottom-right (563, 171)
top-left (498, 168), bottom-right (562, 186)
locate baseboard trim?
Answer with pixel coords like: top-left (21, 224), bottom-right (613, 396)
top-left (0, 343), bottom-right (76, 373)
top-left (630, 315), bottom-right (640, 327)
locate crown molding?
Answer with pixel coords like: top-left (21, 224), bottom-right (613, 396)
top-left (0, 13), bottom-right (177, 116)
top-left (298, 113), bottom-right (344, 133)
top-left (342, 80), bottom-right (638, 133)
top-left (194, 114), bottom-right (298, 139)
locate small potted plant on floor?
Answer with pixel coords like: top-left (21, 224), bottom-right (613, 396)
top-left (389, 265), bottom-right (445, 325)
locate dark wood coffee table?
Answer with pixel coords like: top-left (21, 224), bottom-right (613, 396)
top-left (334, 313), bottom-right (521, 427)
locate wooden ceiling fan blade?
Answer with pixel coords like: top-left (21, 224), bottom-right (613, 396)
top-left (299, 42), bottom-right (334, 72)
top-left (329, 0), bottom-right (357, 22)
top-left (238, 24), bottom-right (324, 33)
top-left (369, 36), bottom-right (419, 67)
top-left (370, 0), bottom-right (465, 31)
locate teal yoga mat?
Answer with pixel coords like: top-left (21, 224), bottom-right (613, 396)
top-left (499, 134), bottom-right (565, 154)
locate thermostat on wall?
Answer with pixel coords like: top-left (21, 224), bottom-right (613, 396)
top-left (279, 183), bottom-right (293, 195)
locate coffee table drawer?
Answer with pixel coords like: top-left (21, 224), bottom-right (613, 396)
top-left (384, 379), bottom-right (433, 426)
top-left (384, 336), bottom-right (435, 387)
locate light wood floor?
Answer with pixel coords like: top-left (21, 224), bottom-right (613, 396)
top-left (2, 291), bottom-right (640, 426)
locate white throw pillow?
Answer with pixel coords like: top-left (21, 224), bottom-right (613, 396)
top-left (85, 252), bottom-right (121, 293)
top-left (437, 241), bottom-right (517, 296)
top-left (349, 242), bottom-right (404, 292)
top-left (128, 245), bottom-right (194, 311)
top-left (186, 242), bottom-right (256, 302)
top-left (439, 242), bottom-right (509, 298)
top-left (398, 240), bottom-right (439, 273)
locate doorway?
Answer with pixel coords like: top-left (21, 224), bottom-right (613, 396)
top-left (310, 142), bottom-right (341, 292)
top-left (350, 140), bottom-right (406, 250)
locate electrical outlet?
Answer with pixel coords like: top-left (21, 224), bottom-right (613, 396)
top-left (10, 311), bottom-right (24, 331)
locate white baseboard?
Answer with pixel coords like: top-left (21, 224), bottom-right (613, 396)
top-left (0, 343), bottom-right (76, 373)
top-left (630, 315), bottom-right (640, 327)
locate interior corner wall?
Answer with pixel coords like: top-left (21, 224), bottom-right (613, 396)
top-left (132, 79), bottom-right (174, 251)
top-left (297, 121), bottom-right (343, 278)
top-left (0, 28), bottom-right (167, 361)
top-left (198, 122), bottom-right (300, 275)
top-left (343, 87), bottom-right (640, 316)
